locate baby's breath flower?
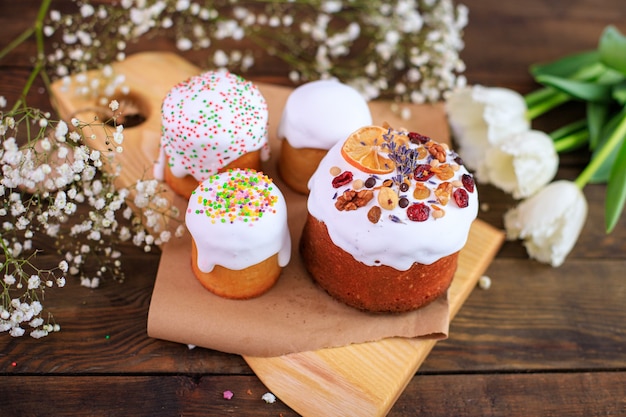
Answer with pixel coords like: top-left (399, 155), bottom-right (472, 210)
top-left (1, 104), bottom-right (181, 341)
top-left (109, 100), bottom-right (119, 111)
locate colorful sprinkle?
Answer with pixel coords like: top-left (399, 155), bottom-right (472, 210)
top-left (161, 71), bottom-right (268, 179)
top-left (188, 169), bottom-right (278, 224)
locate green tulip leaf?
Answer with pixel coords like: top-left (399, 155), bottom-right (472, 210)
top-left (535, 74), bottom-right (613, 102)
top-left (550, 118), bottom-right (587, 142)
top-left (589, 108), bottom-right (626, 183)
top-left (587, 101), bottom-right (611, 150)
top-left (605, 134), bottom-right (626, 233)
top-left (595, 67), bottom-right (626, 85)
top-left (599, 25), bottom-right (626, 75)
top-left (612, 81), bottom-right (626, 105)
top-left (530, 50), bottom-right (600, 78)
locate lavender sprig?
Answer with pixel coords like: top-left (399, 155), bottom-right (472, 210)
top-left (382, 129), bottom-right (421, 186)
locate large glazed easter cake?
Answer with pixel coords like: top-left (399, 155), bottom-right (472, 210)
top-left (301, 125), bottom-right (478, 313)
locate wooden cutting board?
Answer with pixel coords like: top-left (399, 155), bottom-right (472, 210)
top-left (51, 52), bottom-right (505, 417)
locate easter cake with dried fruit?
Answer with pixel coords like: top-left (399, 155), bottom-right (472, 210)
top-left (277, 79), bottom-right (372, 194)
top-left (155, 70), bottom-right (270, 198)
top-left (185, 168), bottom-right (291, 299)
top-left (301, 125), bottom-right (478, 313)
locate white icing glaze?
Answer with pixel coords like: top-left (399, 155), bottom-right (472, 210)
top-left (185, 169), bottom-right (291, 272)
top-left (155, 70), bottom-right (269, 181)
top-left (277, 79), bottom-right (372, 150)
top-left (307, 128), bottom-right (479, 269)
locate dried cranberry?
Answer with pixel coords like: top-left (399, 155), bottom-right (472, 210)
top-left (408, 132), bottom-right (430, 144)
top-left (413, 164), bottom-right (435, 181)
top-left (332, 171), bottom-right (353, 188)
top-left (461, 173), bottom-right (475, 193)
top-left (453, 188), bottom-right (469, 208)
top-left (407, 203), bottom-right (430, 222)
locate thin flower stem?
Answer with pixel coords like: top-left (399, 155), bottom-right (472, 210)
top-left (524, 87), bottom-right (557, 108)
top-left (553, 130), bottom-right (589, 153)
top-left (575, 112), bottom-right (626, 189)
top-left (7, 0), bottom-right (52, 114)
top-left (549, 118), bottom-right (587, 141)
top-left (526, 89), bottom-right (571, 120)
top-left (0, 27), bottom-right (35, 61)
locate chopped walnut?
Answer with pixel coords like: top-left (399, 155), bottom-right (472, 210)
top-left (335, 189), bottom-right (374, 211)
top-left (425, 141), bottom-right (447, 163)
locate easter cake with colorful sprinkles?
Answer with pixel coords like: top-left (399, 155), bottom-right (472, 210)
top-left (301, 125), bottom-right (478, 313)
top-left (155, 70), bottom-right (270, 198)
top-left (185, 168), bottom-right (291, 299)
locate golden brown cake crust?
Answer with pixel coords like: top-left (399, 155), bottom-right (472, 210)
top-left (164, 150), bottom-right (263, 199)
top-left (190, 239), bottom-right (281, 299)
top-left (300, 214), bottom-right (457, 313)
top-left (278, 140), bottom-right (327, 195)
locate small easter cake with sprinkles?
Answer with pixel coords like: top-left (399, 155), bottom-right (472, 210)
top-left (185, 168), bottom-right (291, 299)
top-left (301, 125), bottom-right (478, 313)
top-left (155, 70), bottom-right (269, 198)
top-left (277, 79), bottom-right (372, 194)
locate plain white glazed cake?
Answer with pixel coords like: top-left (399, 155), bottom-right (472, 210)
top-left (276, 79), bottom-right (372, 194)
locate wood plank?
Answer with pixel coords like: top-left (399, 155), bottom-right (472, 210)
top-left (3, 255), bottom-right (624, 377)
top-left (0, 375), bottom-right (299, 417)
top-left (393, 372), bottom-right (626, 417)
top-left (1, 372), bottom-right (624, 417)
top-left (424, 257), bottom-right (626, 372)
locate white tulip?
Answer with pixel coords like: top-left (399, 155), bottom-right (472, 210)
top-left (504, 180), bottom-right (588, 267)
top-left (480, 129), bottom-right (559, 199)
top-left (446, 85), bottom-right (530, 172)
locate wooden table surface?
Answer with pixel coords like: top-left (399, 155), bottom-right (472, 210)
top-left (2, 1), bottom-right (626, 416)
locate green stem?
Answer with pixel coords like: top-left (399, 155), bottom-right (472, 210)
top-left (8, 0), bottom-right (51, 114)
top-left (525, 61), bottom-right (608, 120)
top-left (525, 89), bottom-right (571, 120)
top-left (553, 129), bottom-right (589, 153)
top-left (575, 112), bottom-right (626, 189)
top-left (524, 86), bottom-right (556, 108)
top-left (549, 118), bottom-right (587, 141)
top-left (0, 26), bottom-right (35, 61)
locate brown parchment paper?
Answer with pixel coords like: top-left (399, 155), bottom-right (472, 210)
top-left (147, 83), bottom-right (452, 358)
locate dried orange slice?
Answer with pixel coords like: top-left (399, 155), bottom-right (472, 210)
top-left (341, 126), bottom-right (404, 174)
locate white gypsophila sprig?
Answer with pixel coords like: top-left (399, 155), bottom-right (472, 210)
top-left (42, 0), bottom-right (467, 109)
top-left (0, 237), bottom-right (64, 339)
top-left (2, 0), bottom-right (188, 340)
top-left (0, 101), bottom-right (184, 337)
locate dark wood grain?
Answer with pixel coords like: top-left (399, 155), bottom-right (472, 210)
top-left (0, 375), bottom-right (300, 416)
top-left (393, 372), bottom-right (626, 417)
top-left (2, 0), bottom-right (626, 416)
top-left (1, 373), bottom-right (624, 416)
